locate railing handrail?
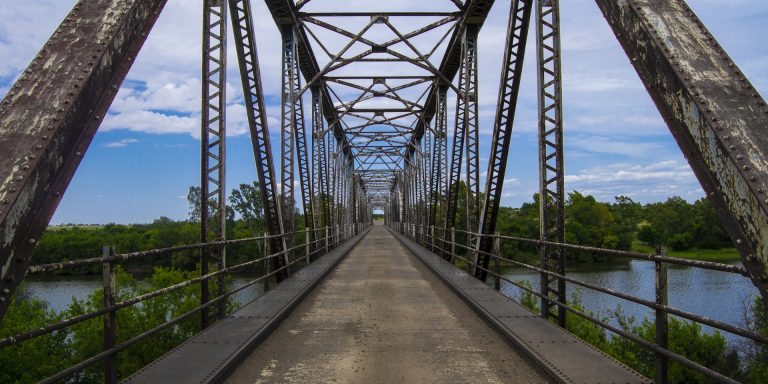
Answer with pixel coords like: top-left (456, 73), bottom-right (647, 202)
top-left (392, 221), bottom-right (763, 384)
top-left (25, 226), bottom-right (337, 275)
top-left (1, 222), bottom-right (372, 384)
top-left (431, 224), bottom-right (747, 275)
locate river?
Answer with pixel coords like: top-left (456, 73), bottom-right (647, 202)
top-left (498, 259), bottom-right (760, 345)
top-left (22, 275), bottom-right (264, 313)
top-left (22, 260), bottom-right (760, 345)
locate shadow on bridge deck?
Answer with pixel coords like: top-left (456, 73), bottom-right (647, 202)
top-left (127, 225), bottom-right (648, 384)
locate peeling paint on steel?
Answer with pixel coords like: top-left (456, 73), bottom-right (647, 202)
top-left (595, 0), bottom-right (768, 298)
top-left (0, 0), bottom-right (169, 319)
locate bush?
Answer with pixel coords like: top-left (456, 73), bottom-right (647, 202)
top-left (668, 232), bottom-right (694, 251)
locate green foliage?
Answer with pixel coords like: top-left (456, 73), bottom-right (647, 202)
top-left (508, 287), bottom-right (755, 383)
top-left (744, 297), bottom-right (768, 382)
top-left (492, 192), bottom-right (734, 263)
top-left (606, 314), bottom-right (741, 383)
top-left (0, 287), bottom-right (70, 383)
top-left (639, 197), bottom-right (731, 250)
top-left (0, 268), bottom-right (204, 383)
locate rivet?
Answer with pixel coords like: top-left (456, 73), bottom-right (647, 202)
top-left (737, 155), bottom-right (743, 160)
top-left (15, 176), bottom-right (22, 181)
top-left (28, 239), bottom-right (36, 245)
top-left (42, 136), bottom-right (48, 140)
top-left (76, 151), bottom-right (82, 156)
top-left (35, 144), bottom-right (42, 150)
top-left (1, 289), bottom-right (8, 294)
top-left (750, 176), bottom-right (757, 181)
top-left (30, 155), bottom-right (36, 159)
top-left (736, 239), bottom-right (743, 245)
top-left (744, 166), bottom-right (751, 171)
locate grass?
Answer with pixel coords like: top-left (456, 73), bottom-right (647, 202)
top-left (630, 240), bottom-right (740, 262)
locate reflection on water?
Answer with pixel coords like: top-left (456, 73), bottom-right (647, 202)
top-left (22, 275), bottom-right (265, 314)
top-left (498, 259), bottom-right (759, 344)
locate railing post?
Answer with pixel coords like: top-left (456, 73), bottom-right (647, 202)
top-left (263, 233), bottom-right (271, 291)
top-left (430, 226), bottom-right (435, 252)
top-left (450, 227), bottom-right (456, 265)
top-left (493, 233), bottom-right (501, 292)
top-left (305, 228), bottom-right (310, 264)
top-left (468, 232), bottom-right (476, 276)
top-left (655, 245), bottom-right (669, 384)
top-left (102, 246), bottom-right (117, 384)
top-left (325, 226), bottom-right (330, 254)
top-left (217, 240), bottom-right (226, 320)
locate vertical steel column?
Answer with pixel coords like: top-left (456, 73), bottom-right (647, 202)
top-left (536, 0), bottom-right (566, 327)
top-left (442, 27), bottom-right (475, 261)
top-left (280, 26), bottom-right (297, 235)
top-left (229, 0), bottom-right (288, 281)
top-left (201, 0), bottom-right (227, 327)
top-left (288, 33), bottom-right (315, 257)
top-left (421, 137), bottom-right (430, 242)
top-left (476, 0), bottom-right (534, 281)
top-left (463, 25), bottom-right (481, 245)
top-left (311, 88), bottom-right (330, 229)
top-left (429, 87), bottom-right (447, 229)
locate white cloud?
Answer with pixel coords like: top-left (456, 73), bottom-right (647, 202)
top-left (102, 139), bottom-right (140, 148)
top-left (565, 161), bottom-right (704, 203)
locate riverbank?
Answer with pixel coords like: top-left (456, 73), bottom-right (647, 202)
top-left (631, 241), bottom-right (740, 262)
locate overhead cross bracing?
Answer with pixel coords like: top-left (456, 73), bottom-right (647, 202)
top-left (265, 0), bottom-right (494, 203)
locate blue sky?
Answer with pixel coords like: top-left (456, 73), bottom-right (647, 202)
top-left (1, 0), bottom-right (767, 224)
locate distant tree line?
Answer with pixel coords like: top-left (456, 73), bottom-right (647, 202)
top-left (493, 191), bottom-right (733, 262)
top-left (31, 182), bottom-right (736, 274)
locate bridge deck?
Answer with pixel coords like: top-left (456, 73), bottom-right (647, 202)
top-left (225, 225), bottom-right (548, 384)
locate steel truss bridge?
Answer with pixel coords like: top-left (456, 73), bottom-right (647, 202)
top-left (1, 1), bottom-right (767, 383)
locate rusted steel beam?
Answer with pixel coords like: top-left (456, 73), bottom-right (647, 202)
top-left (475, 0), bottom-right (533, 282)
top-left (415, 0), bottom-right (496, 140)
top-left (264, 0), bottom-right (353, 159)
top-left (0, 0), bottom-right (168, 320)
top-left (595, 0), bottom-right (768, 298)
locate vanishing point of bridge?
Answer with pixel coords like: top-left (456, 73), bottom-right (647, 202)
top-left (1, 1), bottom-right (767, 383)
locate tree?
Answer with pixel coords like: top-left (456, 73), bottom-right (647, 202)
top-left (565, 191), bottom-right (616, 260)
top-left (186, 186), bottom-right (202, 222)
top-left (229, 182), bottom-right (264, 223)
top-left (610, 196), bottom-right (642, 250)
top-left (641, 196), bottom-right (695, 248)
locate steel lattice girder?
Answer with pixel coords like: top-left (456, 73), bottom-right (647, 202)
top-left (475, 0), bottom-right (534, 282)
top-left (269, 0), bottom-right (497, 204)
top-left (280, 26), bottom-right (297, 234)
top-left (442, 27), bottom-right (479, 260)
top-left (536, 0), bottom-right (567, 327)
top-left (0, 0), bottom-right (168, 319)
top-left (229, 0), bottom-right (289, 281)
top-left (596, 0), bottom-right (768, 298)
top-left (264, 0), bottom-right (353, 159)
top-left (201, 0), bottom-right (228, 327)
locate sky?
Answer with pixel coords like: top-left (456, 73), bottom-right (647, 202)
top-left (1, 0), bottom-right (767, 224)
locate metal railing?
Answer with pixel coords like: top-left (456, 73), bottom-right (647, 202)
top-left (0, 222), bottom-right (370, 384)
top-left (392, 222), bottom-right (766, 384)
